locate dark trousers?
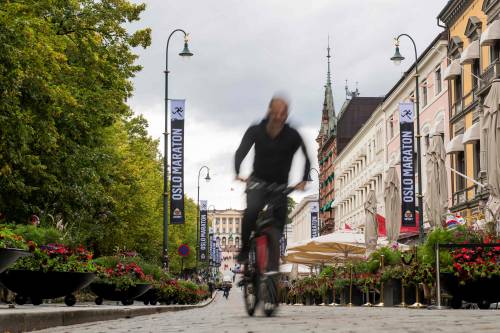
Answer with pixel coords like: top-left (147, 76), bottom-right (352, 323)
top-left (241, 186), bottom-right (287, 272)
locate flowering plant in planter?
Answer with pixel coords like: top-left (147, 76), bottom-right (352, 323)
top-left (94, 256), bottom-right (153, 291)
top-left (450, 245), bottom-right (500, 284)
top-left (0, 225), bottom-right (28, 250)
top-left (12, 243), bottom-right (96, 273)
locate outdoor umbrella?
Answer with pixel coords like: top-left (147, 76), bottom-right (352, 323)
top-left (288, 231), bottom-right (366, 257)
top-left (425, 135), bottom-right (448, 228)
top-left (384, 167), bottom-right (401, 243)
top-left (364, 190), bottom-right (378, 254)
top-left (482, 80), bottom-right (500, 229)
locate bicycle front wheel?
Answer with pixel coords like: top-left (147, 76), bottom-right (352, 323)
top-left (242, 241), bottom-right (259, 316)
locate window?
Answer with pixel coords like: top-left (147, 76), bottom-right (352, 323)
top-left (473, 140), bottom-right (480, 180)
top-left (472, 59), bottom-right (480, 90)
top-left (215, 218), bottom-right (220, 225)
top-left (222, 218), bottom-right (226, 225)
top-left (422, 79), bottom-right (428, 107)
top-left (388, 116), bottom-right (394, 139)
top-left (456, 151), bottom-right (466, 191)
top-left (222, 228), bottom-right (226, 233)
top-left (454, 77), bottom-right (462, 109)
top-left (229, 218), bottom-right (233, 225)
top-left (489, 40), bottom-right (500, 64)
top-left (435, 67), bottom-right (442, 94)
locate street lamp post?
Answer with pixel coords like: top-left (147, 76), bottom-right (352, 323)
top-left (308, 167), bottom-right (321, 230)
top-left (390, 33), bottom-right (425, 242)
top-left (163, 29), bottom-right (193, 270)
top-left (196, 166), bottom-right (211, 271)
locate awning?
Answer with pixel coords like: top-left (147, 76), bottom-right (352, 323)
top-left (446, 134), bottom-right (465, 154)
top-left (430, 117), bottom-right (445, 137)
top-left (443, 59), bottom-right (462, 80)
top-left (460, 40), bottom-right (480, 64)
top-left (480, 19), bottom-right (500, 46)
top-left (461, 122), bottom-right (480, 144)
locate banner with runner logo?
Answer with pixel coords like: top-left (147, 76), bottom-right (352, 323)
top-left (399, 102), bottom-right (416, 227)
top-left (208, 228), bottom-right (214, 266)
top-left (170, 99), bottom-right (185, 224)
top-left (199, 200), bottom-right (207, 261)
top-left (311, 201), bottom-right (319, 238)
top-left (279, 235), bottom-right (287, 256)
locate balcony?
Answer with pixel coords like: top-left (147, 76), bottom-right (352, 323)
top-left (451, 182), bottom-right (490, 211)
top-left (478, 59), bottom-right (500, 95)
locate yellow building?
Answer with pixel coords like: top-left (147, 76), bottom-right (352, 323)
top-left (438, 0), bottom-right (492, 217)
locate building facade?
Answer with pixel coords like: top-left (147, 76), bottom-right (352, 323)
top-left (439, 0), bottom-right (490, 217)
top-left (210, 209), bottom-right (243, 274)
top-left (316, 44), bottom-right (337, 234)
top-left (334, 33), bottom-right (450, 233)
top-left (385, 33), bottom-right (450, 227)
top-left (333, 102), bottom-right (386, 231)
top-left (288, 194), bottom-right (319, 244)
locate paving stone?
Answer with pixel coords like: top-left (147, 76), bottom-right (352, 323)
top-left (30, 288), bottom-right (500, 333)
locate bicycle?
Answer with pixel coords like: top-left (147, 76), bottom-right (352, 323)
top-left (239, 180), bottom-right (294, 317)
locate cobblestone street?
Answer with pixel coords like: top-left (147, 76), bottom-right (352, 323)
top-left (32, 287), bottom-right (500, 333)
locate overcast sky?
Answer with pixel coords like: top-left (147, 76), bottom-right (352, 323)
top-left (127, 0), bottom-right (447, 210)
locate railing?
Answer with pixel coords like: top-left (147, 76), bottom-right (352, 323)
top-left (452, 183), bottom-right (484, 207)
top-left (480, 59), bottom-right (500, 89)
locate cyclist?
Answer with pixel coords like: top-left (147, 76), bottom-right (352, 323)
top-left (234, 94), bottom-right (310, 274)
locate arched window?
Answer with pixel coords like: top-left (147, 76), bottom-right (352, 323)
top-left (222, 237), bottom-right (226, 247)
top-left (235, 237), bottom-right (240, 248)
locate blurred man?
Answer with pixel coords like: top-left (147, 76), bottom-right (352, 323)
top-left (234, 94), bottom-right (310, 272)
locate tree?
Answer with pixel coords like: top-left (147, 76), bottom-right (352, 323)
top-left (0, 0), bottom-right (151, 240)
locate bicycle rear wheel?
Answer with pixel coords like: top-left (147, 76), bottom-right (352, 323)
top-left (261, 275), bottom-right (278, 317)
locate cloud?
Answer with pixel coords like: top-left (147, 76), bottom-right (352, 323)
top-left (127, 0), bottom-right (447, 208)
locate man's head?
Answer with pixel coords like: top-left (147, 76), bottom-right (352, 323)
top-left (267, 94), bottom-right (289, 126)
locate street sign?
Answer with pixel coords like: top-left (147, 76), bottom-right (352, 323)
top-left (178, 244), bottom-right (190, 257)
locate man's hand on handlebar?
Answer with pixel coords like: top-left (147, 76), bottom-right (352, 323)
top-left (235, 176), bottom-right (247, 183)
top-left (294, 181), bottom-right (307, 191)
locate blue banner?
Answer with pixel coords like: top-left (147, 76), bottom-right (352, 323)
top-left (170, 99), bottom-right (185, 224)
top-left (399, 102), bottom-right (416, 227)
top-left (311, 202), bottom-right (319, 238)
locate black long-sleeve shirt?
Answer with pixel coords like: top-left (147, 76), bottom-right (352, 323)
top-left (234, 119), bottom-right (311, 184)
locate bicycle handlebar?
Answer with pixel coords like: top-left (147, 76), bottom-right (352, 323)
top-left (246, 178), bottom-right (296, 195)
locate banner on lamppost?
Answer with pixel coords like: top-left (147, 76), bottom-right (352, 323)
top-left (399, 102), bottom-right (416, 227)
top-left (170, 99), bottom-right (185, 224)
top-left (199, 200), bottom-right (208, 261)
top-left (279, 235), bottom-right (286, 257)
top-left (208, 228), bottom-right (214, 266)
top-left (311, 201), bottom-right (319, 238)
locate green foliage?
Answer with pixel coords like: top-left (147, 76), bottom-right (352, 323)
top-left (319, 266), bottom-right (334, 278)
top-left (0, 224), bottom-right (28, 249)
top-left (11, 225), bottom-right (63, 246)
top-left (286, 197), bottom-right (296, 225)
top-left (368, 246), bottom-right (402, 268)
top-left (0, 0), bottom-right (172, 262)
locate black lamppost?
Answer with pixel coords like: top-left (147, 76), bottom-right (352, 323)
top-left (163, 29), bottom-right (193, 270)
top-left (308, 167), bottom-right (321, 230)
top-left (196, 166), bottom-right (211, 271)
top-left (390, 34), bottom-right (425, 242)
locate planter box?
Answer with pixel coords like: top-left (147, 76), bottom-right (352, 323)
top-left (0, 248), bottom-right (30, 274)
top-left (441, 273), bottom-right (500, 309)
top-left (90, 282), bottom-right (152, 305)
top-left (0, 270), bottom-right (96, 306)
top-left (342, 285), bottom-right (363, 305)
top-left (136, 287), bottom-right (161, 305)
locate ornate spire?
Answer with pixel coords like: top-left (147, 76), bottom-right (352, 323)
top-left (318, 37), bottom-right (337, 142)
top-left (327, 37), bottom-right (332, 87)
